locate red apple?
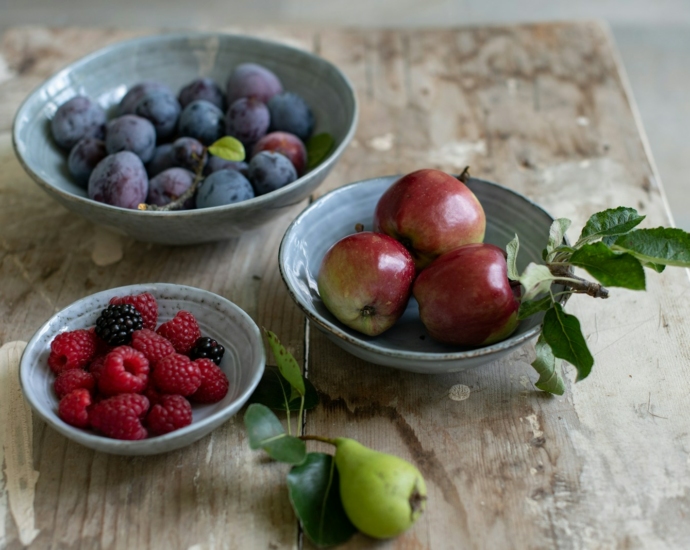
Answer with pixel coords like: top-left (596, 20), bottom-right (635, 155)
top-left (374, 169), bottom-right (486, 270)
top-left (413, 243), bottom-right (519, 346)
top-left (252, 131), bottom-right (307, 175)
top-left (317, 232), bottom-right (416, 336)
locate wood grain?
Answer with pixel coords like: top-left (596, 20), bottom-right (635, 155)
top-left (1, 23), bottom-right (689, 550)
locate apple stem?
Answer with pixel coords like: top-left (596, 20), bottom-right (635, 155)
top-left (457, 166), bottom-right (471, 183)
top-left (299, 435), bottom-right (337, 446)
top-left (548, 263), bottom-right (609, 298)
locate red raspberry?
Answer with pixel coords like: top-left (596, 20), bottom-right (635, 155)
top-left (156, 311), bottom-right (201, 354)
top-left (190, 359), bottom-right (229, 404)
top-left (89, 327), bottom-right (113, 357)
top-left (153, 353), bottom-right (201, 395)
top-left (54, 369), bottom-right (96, 399)
top-left (110, 292), bottom-right (158, 330)
top-left (89, 393), bottom-right (149, 440)
top-left (89, 355), bottom-right (107, 382)
top-left (98, 346), bottom-right (149, 396)
top-left (142, 384), bottom-right (162, 407)
top-left (48, 329), bottom-right (97, 374)
top-left (146, 395), bottom-right (193, 436)
top-left (131, 329), bottom-right (175, 365)
top-left (58, 388), bottom-right (92, 428)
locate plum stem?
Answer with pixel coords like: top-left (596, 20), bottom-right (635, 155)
top-left (548, 263), bottom-right (610, 298)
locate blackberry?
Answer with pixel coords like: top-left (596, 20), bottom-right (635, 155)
top-left (95, 304), bottom-right (143, 346)
top-left (189, 337), bottom-right (225, 365)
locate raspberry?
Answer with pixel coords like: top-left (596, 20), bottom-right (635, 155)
top-left (48, 329), bottom-right (97, 374)
top-left (89, 393), bottom-right (149, 440)
top-left (156, 311), bottom-right (201, 354)
top-left (98, 346), bottom-right (149, 396)
top-left (189, 337), bottom-right (225, 365)
top-left (110, 292), bottom-right (158, 331)
top-left (153, 353), bottom-right (201, 395)
top-left (95, 304), bottom-right (143, 346)
top-left (58, 389), bottom-right (92, 428)
top-left (90, 327), bottom-right (113, 356)
top-left (54, 369), bottom-right (96, 399)
top-left (143, 384), bottom-right (162, 407)
top-left (146, 395), bottom-right (193, 436)
top-left (190, 359), bottom-right (229, 404)
top-left (131, 329), bottom-right (175, 365)
top-left (89, 355), bottom-right (107, 382)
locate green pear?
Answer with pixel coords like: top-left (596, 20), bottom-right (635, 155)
top-left (334, 437), bottom-right (427, 539)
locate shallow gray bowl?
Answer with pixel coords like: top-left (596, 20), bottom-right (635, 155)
top-left (13, 33), bottom-right (358, 244)
top-left (20, 283), bottom-right (265, 455)
top-left (280, 176), bottom-right (563, 374)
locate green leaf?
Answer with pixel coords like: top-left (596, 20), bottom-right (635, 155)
top-left (518, 295), bottom-right (554, 320)
top-left (644, 262), bottom-right (666, 273)
top-left (577, 207), bottom-right (645, 246)
top-left (611, 227), bottom-right (690, 267)
top-left (532, 335), bottom-right (565, 395)
top-left (546, 218), bottom-right (571, 260)
top-left (265, 330), bottom-right (305, 397)
top-left (248, 366), bottom-right (319, 411)
top-left (542, 303), bottom-right (594, 382)
top-left (244, 404), bottom-right (306, 464)
top-left (569, 242), bottom-right (646, 290)
top-left (519, 263), bottom-right (557, 301)
top-left (506, 234), bottom-right (519, 280)
top-left (287, 453), bottom-right (356, 547)
top-left (306, 133), bottom-right (335, 170)
top-left (208, 136), bottom-right (245, 161)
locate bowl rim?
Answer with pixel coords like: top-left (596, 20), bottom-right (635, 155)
top-left (12, 31), bottom-right (359, 217)
top-left (19, 282), bottom-right (266, 451)
top-left (279, 175), bottom-right (568, 361)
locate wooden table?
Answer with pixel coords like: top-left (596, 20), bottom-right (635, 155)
top-left (1, 22), bottom-right (689, 549)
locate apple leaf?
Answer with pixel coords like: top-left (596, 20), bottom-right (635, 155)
top-left (569, 242), bottom-right (646, 290)
top-left (506, 234), bottom-right (520, 281)
top-left (610, 227), bottom-right (690, 267)
top-left (576, 207), bottom-right (645, 246)
top-left (518, 295), bottom-right (554, 320)
top-left (248, 366), bottom-right (319, 411)
top-left (265, 329), bottom-right (305, 400)
top-left (244, 404), bottom-right (307, 465)
top-left (306, 133), bottom-right (335, 170)
top-left (208, 136), bottom-right (245, 161)
top-left (541, 303), bottom-right (594, 382)
top-left (532, 335), bottom-right (565, 395)
top-left (519, 263), bottom-right (557, 301)
top-left (546, 218), bottom-right (571, 260)
top-left (643, 262), bottom-right (666, 273)
top-left (287, 453), bottom-right (356, 547)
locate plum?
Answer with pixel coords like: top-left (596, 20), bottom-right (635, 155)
top-left (68, 137), bottom-right (107, 187)
top-left (148, 167), bottom-right (196, 209)
top-left (196, 169), bottom-right (255, 208)
top-left (134, 91), bottom-right (181, 141)
top-left (172, 137), bottom-right (206, 171)
top-left (267, 92), bottom-right (314, 142)
top-left (248, 151), bottom-right (297, 195)
top-left (252, 131), bottom-right (306, 175)
top-left (226, 63), bottom-right (282, 104)
top-left (146, 143), bottom-right (176, 178)
top-left (88, 151), bottom-right (148, 209)
top-left (51, 96), bottom-right (106, 150)
top-left (178, 77), bottom-right (225, 110)
top-left (105, 115), bottom-right (157, 163)
top-left (225, 97), bottom-right (270, 146)
top-left (118, 81), bottom-right (174, 115)
top-left (204, 155), bottom-right (249, 176)
top-left (178, 100), bottom-right (225, 146)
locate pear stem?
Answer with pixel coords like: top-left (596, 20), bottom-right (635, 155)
top-left (299, 435), bottom-right (337, 446)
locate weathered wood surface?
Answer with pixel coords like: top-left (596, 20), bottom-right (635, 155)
top-left (1, 23), bottom-right (689, 550)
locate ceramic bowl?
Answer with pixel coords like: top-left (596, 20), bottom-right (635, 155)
top-left (13, 33), bottom-right (358, 244)
top-left (280, 176), bottom-right (565, 374)
top-left (20, 283), bottom-right (265, 455)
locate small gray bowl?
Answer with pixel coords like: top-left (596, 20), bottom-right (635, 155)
top-left (13, 33), bottom-right (358, 244)
top-left (280, 176), bottom-right (564, 374)
top-left (20, 283), bottom-right (265, 455)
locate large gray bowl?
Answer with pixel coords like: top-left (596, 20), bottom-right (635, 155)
top-left (13, 33), bottom-right (358, 244)
top-left (280, 176), bottom-right (564, 374)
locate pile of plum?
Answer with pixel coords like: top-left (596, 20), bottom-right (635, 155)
top-left (51, 63), bottom-right (315, 210)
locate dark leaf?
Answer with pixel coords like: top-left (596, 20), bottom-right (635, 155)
top-left (643, 262), bottom-right (666, 273)
top-left (248, 366), bottom-right (319, 411)
top-left (577, 207), bottom-right (645, 245)
top-left (532, 335), bottom-right (565, 395)
top-left (569, 242), bottom-right (646, 290)
top-left (287, 453), bottom-right (356, 547)
top-left (244, 403), bottom-right (306, 464)
top-left (265, 330), bottom-right (305, 397)
top-left (306, 133), bottom-right (335, 170)
top-left (611, 227), bottom-right (690, 267)
top-left (542, 303), bottom-right (594, 382)
top-left (518, 295), bottom-right (554, 320)
top-left (207, 136), bottom-right (245, 161)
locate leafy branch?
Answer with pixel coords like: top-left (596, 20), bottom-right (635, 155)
top-left (510, 206), bottom-right (690, 394)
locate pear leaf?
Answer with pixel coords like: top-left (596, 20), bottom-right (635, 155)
top-left (546, 218), bottom-right (571, 260)
top-left (506, 234), bottom-right (520, 281)
top-left (577, 207), bottom-right (645, 246)
top-left (306, 133), bottom-right (335, 170)
top-left (569, 242), bottom-right (646, 290)
top-left (532, 335), bottom-right (565, 395)
top-left (265, 330), bottom-right (305, 398)
top-left (287, 453), bottom-right (357, 547)
top-left (248, 366), bottom-right (319, 411)
top-left (518, 295), bottom-right (554, 320)
top-left (519, 263), bottom-right (557, 301)
top-left (243, 404), bottom-right (306, 465)
top-left (207, 136), bottom-right (246, 161)
top-left (541, 303), bottom-right (594, 382)
top-left (610, 227), bottom-right (690, 267)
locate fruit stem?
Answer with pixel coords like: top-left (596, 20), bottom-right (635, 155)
top-left (548, 263), bottom-right (610, 299)
top-left (139, 148), bottom-right (208, 211)
top-left (360, 305), bottom-right (376, 317)
top-left (457, 166), bottom-right (471, 183)
top-left (299, 435), bottom-right (337, 446)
